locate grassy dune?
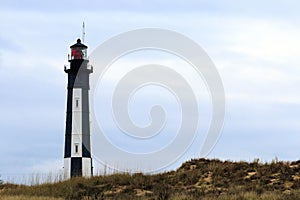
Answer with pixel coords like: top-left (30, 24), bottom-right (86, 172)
top-left (1, 158), bottom-right (300, 199)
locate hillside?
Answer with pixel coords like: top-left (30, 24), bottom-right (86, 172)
top-left (1, 158), bottom-right (300, 199)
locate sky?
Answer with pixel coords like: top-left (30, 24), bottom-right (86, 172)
top-left (1, 0), bottom-right (300, 183)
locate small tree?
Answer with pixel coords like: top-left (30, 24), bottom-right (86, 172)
top-left (0, 175), bottom-right (3, 184)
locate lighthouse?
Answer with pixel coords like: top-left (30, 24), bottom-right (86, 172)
top-left (64, 39), bottom-right (93, 178)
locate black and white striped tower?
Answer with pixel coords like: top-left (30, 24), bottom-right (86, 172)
top-left (64, 39), bottom-right (93, 178)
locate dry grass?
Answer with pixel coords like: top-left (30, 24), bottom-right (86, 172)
top-left (2, 158), bottom-right (300, 199)
top-left (0, 195), bottom-right (63, 200)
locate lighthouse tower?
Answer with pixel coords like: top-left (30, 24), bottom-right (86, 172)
top-left (64, 39), bottom-right (93, 178)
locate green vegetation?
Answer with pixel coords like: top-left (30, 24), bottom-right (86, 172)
top-left (1, 158), bottom-right (300, 199)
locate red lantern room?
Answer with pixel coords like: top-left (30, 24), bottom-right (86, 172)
top-left (69, 38), bottom-right (87, 60)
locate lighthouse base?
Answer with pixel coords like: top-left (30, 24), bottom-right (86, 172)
top-left (64, 157), bottom-right (92, 179)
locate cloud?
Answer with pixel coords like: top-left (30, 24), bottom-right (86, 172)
top-left (29, 159), bottom-right (63, 173)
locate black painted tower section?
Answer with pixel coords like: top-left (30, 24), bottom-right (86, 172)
top-left (64, 39), bottom-right (93, 177)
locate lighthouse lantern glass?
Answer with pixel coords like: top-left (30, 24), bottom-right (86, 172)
top-left (71, 47), bottom-right (87, 60)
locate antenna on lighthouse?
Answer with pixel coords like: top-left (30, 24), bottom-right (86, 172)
top-left (82, 21), bottom-right (85, 43)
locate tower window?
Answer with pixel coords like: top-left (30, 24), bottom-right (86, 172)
top-left (76, 99), bottom-right (79, 108)
top-left (75, 144), bottom-right (79, 153)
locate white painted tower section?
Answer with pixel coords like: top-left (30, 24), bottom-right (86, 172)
top-left (72, 88), bottom-right (82, 157)
top-left (82, 158), bottom-right (92, 176)
top-left (63, 158), bottom-right (71, 179)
